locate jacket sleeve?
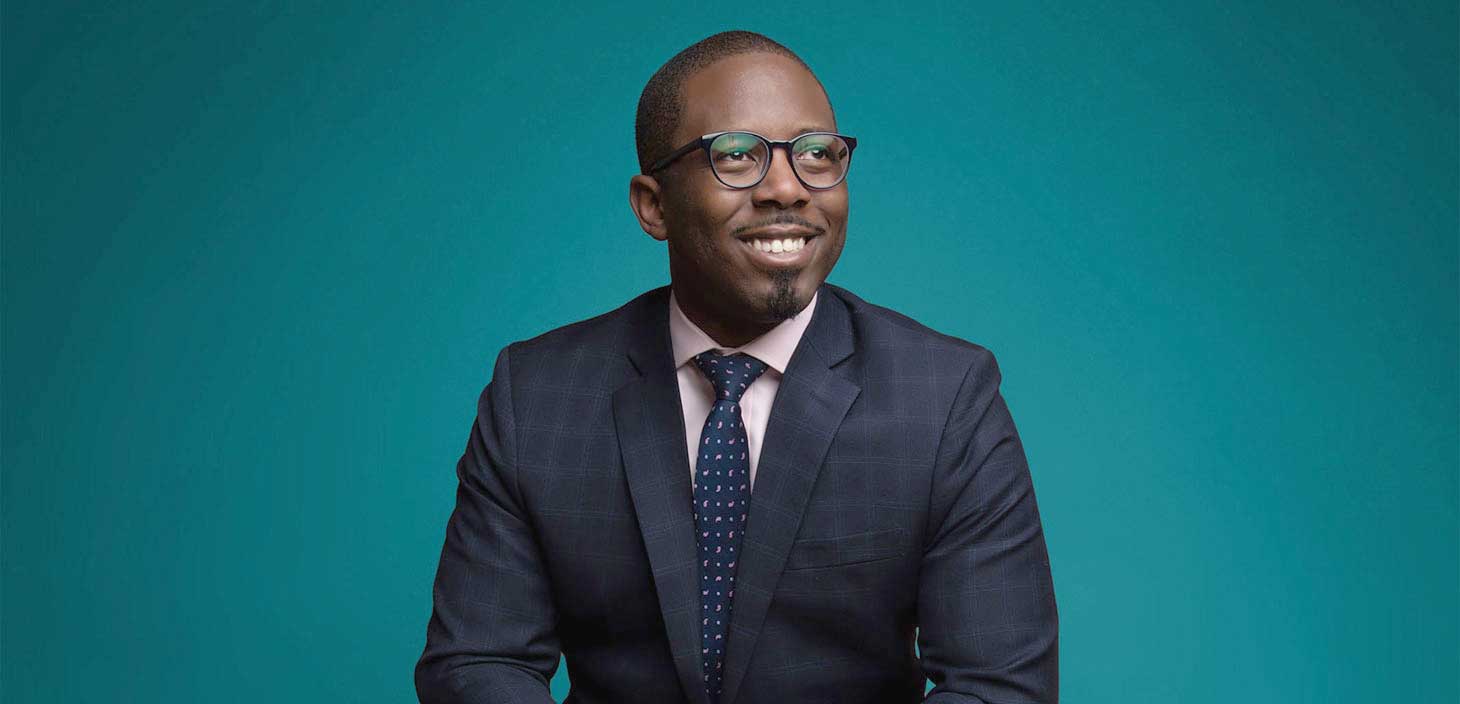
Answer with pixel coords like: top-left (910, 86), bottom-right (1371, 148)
top-left (918, 348), bottom-right (1059, 703)
top-left (416, 345), bottom-right (562, 704)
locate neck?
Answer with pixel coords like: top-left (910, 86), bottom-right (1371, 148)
top-left (672, 284), bottom-right (779, 349)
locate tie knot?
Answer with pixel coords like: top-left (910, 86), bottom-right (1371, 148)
top-left (693, 351), bottom-right (769, 403)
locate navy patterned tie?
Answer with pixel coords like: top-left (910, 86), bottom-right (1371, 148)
top-left (691, 350), bottom-right (769, 703)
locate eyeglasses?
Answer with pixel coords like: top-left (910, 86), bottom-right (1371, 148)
top-left (645, 130), bottom-right (858, 190)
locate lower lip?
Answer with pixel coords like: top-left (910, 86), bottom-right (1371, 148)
top-left (739, 236), bottom-right (818, 268)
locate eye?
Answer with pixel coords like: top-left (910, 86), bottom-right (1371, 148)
top-left (708, 133), bottom-right (766, 174)
top-left (718, 148), bottom-right (756, 162)
top-left (793, 137), bottom-right (841, 162)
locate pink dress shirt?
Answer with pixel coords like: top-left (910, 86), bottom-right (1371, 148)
top-left (668, 289), bottom-right (818, 494)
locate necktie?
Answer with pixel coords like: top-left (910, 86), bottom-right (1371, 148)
top-left (691, 350), bottom-right (769, 704)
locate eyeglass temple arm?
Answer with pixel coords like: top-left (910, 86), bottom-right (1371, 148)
top-left (644, 138), bottom-right (706, 175)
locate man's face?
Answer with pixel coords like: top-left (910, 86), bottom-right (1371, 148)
top-left (657, 52), bottom-right (848, 328)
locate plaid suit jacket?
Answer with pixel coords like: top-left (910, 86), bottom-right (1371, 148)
top-left (416, 282), bottom-right (1058, 704)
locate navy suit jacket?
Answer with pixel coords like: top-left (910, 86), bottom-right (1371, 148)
top-left (416, 282), bottom-right (1058, 704)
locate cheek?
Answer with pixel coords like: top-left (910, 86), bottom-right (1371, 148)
top-left (824, 190), bottom-right (850, 219)
top-left (666, 187), bottom-right (741, 235)
top-left (815, 194), bottom-right (850, 240)
top-left (702, 192), bottom-right (748, 229)
top-left (663, 198), bottom-right (737, 266)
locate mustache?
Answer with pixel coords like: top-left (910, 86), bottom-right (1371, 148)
top-left (730, 214), bottom-right (826, 238)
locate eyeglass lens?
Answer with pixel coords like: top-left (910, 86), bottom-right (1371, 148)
top-left (708, 132), bottom-right (851, 189)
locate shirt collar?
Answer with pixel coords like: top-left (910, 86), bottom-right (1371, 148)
top-left (668, 288), bottom-right (819, 375)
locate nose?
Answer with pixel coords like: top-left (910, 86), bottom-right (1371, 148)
top-left (751, 145), bottom-right (811, 208)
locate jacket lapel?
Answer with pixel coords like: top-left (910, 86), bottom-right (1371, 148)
top-left (613, 287), bottom-right (712, 704)
top-left (719, 286), bottom-right (860, 704)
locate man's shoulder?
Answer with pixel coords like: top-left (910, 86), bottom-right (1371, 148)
top-left (489, 286), bottom-right (666, 385)
top-left (511, 286), bottom-right (663, 354)
top-left (824, 283), bottom-right (996, 368)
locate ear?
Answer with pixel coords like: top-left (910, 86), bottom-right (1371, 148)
top-left (628, 174), bottom-right (669, 242)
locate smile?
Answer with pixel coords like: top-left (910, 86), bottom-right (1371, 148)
top-left (739, 235), bottom-right (817, 267)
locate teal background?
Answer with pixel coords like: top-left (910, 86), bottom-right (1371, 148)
top-left (3, 2), bottom-right (1456, 702)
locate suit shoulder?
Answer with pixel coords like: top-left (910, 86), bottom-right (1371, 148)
top-left (825, 283), bottom-right (998, 370)
top-left (496, 286), bottom-right (662, 380)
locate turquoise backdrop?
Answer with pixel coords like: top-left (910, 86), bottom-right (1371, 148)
top-left (4, 2), bottom-right (1456, 702)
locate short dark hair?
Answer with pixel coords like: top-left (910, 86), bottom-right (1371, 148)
top-left (634, 31), bottom-right (831, 174)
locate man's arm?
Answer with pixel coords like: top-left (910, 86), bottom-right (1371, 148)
top-left (416, 345), bottom-right (561, 704)
top-left (918, 348), bottom-right (1059, 703)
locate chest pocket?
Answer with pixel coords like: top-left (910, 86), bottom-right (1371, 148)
top-left (783, 527), bottom-right (907, 570)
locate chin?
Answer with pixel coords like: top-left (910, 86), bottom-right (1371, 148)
top-left (761, 270), bottom-right (811, 321)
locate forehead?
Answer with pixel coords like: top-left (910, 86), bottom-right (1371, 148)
top-left (676, 52), bottom-right (836, 144)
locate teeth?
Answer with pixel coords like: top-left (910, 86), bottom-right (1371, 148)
top-left (750, 237), bottom-right (806, 253)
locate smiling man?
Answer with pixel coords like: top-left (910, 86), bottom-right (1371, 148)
top-left (416, 31), bottom-right (1059, 704)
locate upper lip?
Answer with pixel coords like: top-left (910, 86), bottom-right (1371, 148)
top-left (736, 225), bottom-right (821, 240)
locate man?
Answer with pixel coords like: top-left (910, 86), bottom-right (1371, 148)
top-left (416, 31), bottom-right (1058, 704)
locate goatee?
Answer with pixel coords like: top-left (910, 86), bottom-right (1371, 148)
top-left (764, 269), bottom-right (804, 321)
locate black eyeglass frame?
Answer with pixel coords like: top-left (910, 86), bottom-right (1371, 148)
top-left (644, 130), bottom-right (859, 190)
